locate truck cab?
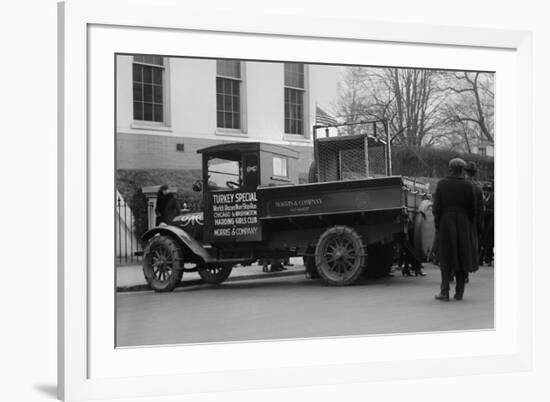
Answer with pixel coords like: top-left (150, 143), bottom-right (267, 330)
top-left (197, 142), bottom-right (299, 244)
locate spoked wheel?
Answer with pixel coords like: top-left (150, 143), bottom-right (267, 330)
top-left (198, 264), bottom-right (233, 284)
top-left (315, 226), bottom-right (365, 286)
top-left (142, 235), bottom-right (183, 292)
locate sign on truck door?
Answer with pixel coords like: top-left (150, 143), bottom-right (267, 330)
top-left (204, 153), bottom-right (262, 242)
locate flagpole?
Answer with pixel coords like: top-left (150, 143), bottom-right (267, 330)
top-left (313, 103), bottom-right (320, 182)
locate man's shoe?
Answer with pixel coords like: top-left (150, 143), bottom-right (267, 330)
top-left (434, 293), bottom-right (450, 301)
top-left (453, 294), bottom-right (463, 301)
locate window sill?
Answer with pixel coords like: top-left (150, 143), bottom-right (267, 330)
top-left (282, 134), bottom-right (312, 143)
top-left (215, 128), bottom-right (248, 137)
top-left (131, 122), bottom-right (173, 132)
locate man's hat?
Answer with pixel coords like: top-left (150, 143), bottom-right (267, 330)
top-left (464, 161), bottom-right (478, 174)
top-left (449, 158), bottom-right (466, 169)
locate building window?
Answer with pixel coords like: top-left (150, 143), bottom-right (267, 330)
top-left (176, 143), bottom-right (184, 152)
top-left (478, 147), bottom-right (487, 156)
top-left (132, 55), bottom-right (165, 122)
top-left (273, 157), bottom-right (288, 178)
top-left (216, 60), bottom-right (241, 129)
top-left (284, 63), bottom-right (305, 135)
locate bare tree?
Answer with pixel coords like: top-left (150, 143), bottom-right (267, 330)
top-left (336, 67), bottom-right (450, 146)
top-left (336, 67), bottom-right (495, 153)
top-left (335, 67), bottom-right (370, 136)
top-left (442, 72), bottom-right (494, 145)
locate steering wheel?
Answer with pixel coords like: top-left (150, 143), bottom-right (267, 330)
top-left (226, 181), bottom-right (240, 189)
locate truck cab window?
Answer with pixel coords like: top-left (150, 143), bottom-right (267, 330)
top-left (273, 156), bottom-right (288, 178)
top-left (207, 157), bottom-right (241, 190)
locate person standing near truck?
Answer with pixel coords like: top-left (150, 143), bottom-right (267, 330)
top-left (464, 161), bottom-right (484, 277)
top-left (432, 158), bottom-right (477, 301)
top-left (155, 185), bottom-right (180, 225)
top-left (480, 182), bottom-right (494, 265)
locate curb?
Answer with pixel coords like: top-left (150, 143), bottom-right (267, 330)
top-left (116, 269), bottom-right (306, 293)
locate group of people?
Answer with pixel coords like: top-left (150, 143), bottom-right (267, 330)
top-left (432, 158), bottom-right (493, 302)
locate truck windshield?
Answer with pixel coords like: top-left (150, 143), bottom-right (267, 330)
top-left (207, 157), bottom-right (241, 190)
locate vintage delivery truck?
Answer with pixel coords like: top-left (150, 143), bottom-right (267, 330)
top-left (140, 126), bottom-right (435, 292)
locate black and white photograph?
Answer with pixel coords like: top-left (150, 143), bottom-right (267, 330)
top-left (115, 55), bottom-right (495, 347)
top-left (6, 0), bottom-right (548, 400)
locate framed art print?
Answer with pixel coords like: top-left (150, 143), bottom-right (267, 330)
top-left (58, 0), bottom-right (533, 400)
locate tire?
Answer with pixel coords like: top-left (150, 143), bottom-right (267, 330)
top-left (303, 255), bottom-right (320, 279)
top-left (142, 235), bottom-right (184, 292)
top-left (315, 226), bottom-right (365, 285)
top-left (198, 264), bottom-right (233, 284)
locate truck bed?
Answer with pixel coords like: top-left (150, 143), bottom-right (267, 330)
top-left (258, 176), bottom-right (407, 220)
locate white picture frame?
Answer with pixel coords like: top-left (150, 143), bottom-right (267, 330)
top-left (58, 0), bottom-right (533, 400)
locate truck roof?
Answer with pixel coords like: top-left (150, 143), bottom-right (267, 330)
top-left (197, 142), bottom-right (300, 159)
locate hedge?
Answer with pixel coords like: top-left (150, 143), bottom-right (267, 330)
top-left (391, 145), bottom-right (493, 181)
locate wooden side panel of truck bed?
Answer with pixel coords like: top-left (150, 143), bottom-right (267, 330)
top-left (258, 176), bottom-right (406, 220)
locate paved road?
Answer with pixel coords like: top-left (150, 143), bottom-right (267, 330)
top-left (116, 264), bottom-right (494, 347)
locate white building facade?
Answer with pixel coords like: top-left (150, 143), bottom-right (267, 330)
top-left (116, 55), bottom-right (340, 175)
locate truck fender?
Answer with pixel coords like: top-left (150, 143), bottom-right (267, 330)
top-left (141, 225), bottom-right (215, 263)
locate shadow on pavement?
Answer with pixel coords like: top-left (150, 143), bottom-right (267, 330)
top-left (34, 384), bottom-right (57, 399)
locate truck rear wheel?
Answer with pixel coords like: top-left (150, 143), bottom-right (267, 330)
top-left (198, 264), bottom-right (233, 284)
top-left (315, 226), bottom-right (365, 285)
top-left (142, 235), bottom-right (184, 292)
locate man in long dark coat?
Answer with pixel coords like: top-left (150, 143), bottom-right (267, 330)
top-left (432, 158), bottom-right (477, 301)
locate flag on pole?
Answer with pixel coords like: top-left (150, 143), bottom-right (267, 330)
top-left (315, 105), bottom-right (338, 126)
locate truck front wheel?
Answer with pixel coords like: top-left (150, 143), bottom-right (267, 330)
top-left (315, 226), bottom-right (366, 286)
top-left (142, 235), bottom-right (184, 292)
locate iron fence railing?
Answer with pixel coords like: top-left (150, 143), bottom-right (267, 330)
top-left (116, 196), bottom-right (143, 265)
top-left (116, 195), bottom-right (202, 266)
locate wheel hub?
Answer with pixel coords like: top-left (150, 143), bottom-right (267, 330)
top-left (152, 250), bottom-right (172, 274)
top-left (334, 248), bottom-right (346, 260)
